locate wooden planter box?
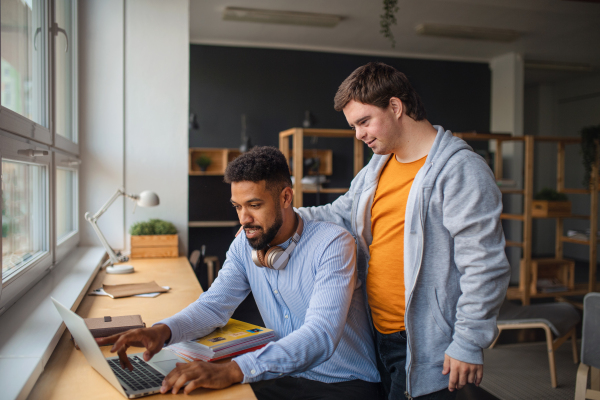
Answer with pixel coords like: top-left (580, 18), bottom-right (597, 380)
top-left (531, 200), bottom-right (571, 217)
top-left (130, 234), bottom-right (178, 259)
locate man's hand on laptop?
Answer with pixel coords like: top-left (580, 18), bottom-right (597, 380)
top-left (95, 324), bottom-right (172, 371)
top-left (160, 360), bottom-right (244, 394)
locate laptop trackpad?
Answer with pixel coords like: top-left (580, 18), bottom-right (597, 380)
top-left (148, 351), bottom-right (182, 375)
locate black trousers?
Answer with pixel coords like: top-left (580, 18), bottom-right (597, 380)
top-left (375, 329), bottom-right (457, 400)
top-left (251, 377), bottom-right (380, 400)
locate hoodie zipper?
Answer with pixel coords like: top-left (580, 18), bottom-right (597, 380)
top-left (404, 163), bottom-right (432, 398)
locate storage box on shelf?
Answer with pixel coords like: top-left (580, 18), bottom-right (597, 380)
top-left (519, 258), bottom-right (575, 295)
top-left (131, 234), bottom-right (178, 259)
top-left (189, 148), bottom-right (242, 175)
top-left (532, 201), bottom-right (572, 218)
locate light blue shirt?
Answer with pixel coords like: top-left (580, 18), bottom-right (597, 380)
top-left (158, 219), bottom-right (379, 384)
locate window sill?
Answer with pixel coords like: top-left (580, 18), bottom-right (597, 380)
top-left (0, 246), bottom-right (105, 400)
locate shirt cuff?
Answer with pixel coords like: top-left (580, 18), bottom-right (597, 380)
top-left (152, 317), bottom-right (181, 346)
top-left (232, 353), bottom-right (262, 383)
top-left (445, 334), bottom-right (484, 365)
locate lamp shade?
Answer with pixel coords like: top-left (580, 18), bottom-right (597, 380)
top-left (137, 191), bottom-right (160, 207)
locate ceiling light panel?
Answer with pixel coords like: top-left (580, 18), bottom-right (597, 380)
top-left (416, 23), bottom-right (522, 42)
top-left (223, 7), bottom-right (343, 28)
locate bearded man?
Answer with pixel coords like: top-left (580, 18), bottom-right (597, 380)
top-left (98, 146), bottom-right (380, 399)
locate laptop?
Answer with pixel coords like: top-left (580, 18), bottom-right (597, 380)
top-left (51, 297), bottom-right (182, 398)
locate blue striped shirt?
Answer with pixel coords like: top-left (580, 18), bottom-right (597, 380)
top-left (158, 219), bottom-right (379, 384)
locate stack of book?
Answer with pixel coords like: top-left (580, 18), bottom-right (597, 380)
top-left (166, 319), bottom-right (276, 362)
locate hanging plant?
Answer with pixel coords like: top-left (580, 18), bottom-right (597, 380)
top-left (380, 0), bottom-right (399, 48)
top-left (580, 124), bottom-right (600, 186)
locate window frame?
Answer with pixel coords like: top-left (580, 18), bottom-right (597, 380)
top-left (0, 131), bottom-right (53, 314)
top-left (52, 0), bottom-right (79, 153)
top-left (0, 0), bottom-right (79, 154)
top-left (54, 152), bottom-right (79, 264)
top-left (0, 0), bottom-right (79, 316)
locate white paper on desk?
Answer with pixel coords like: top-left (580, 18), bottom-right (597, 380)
top-left (89, 286), bottom-right (170, 298)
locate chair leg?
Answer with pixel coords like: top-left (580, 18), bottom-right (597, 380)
top-left (571, 328), bottom-right (579, 364)
top-left (489, 327), bottom-right (502, 349)
top-left (575, 363), bottom-right (590, 400)
top-left (544, 326), bottom-right (558, 388)
top-left (592, 366), bottom-right (600, 391)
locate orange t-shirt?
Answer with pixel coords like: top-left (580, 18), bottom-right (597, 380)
top-left (367, 154), bottom-right (427, 334)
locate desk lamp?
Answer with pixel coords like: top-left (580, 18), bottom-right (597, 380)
top-left (85, 188), bottom-right (160, 273)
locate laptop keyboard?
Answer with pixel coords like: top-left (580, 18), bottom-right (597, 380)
top-left (108, 355), bottom-right (165, 392)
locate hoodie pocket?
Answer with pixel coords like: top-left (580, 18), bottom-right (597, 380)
top-left (427, 286), bottom-right (452, 339)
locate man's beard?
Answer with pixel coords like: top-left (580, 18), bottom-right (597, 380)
top-left (245, 208), bottom-right (283, 250)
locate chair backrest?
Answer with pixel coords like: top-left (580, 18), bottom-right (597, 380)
top-left (582, 292), bottom-right (600, 369)
top-left (189, 250), bottom-right (201, 271)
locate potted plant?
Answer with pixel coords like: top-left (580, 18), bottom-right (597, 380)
top-left (532, 188), bottom-right (571, 217)
top-left (581, 124), bottom-right (600, 186)
top-left (195, 154), bottom-right (212, 172)
top-left (129, 219), bottom-right (178, 259)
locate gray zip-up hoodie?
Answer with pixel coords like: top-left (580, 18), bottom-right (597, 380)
top-left (297, 126), bottom-right (511, 397)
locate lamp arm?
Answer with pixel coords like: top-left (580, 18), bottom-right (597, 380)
top-left (85, 188), bottom-right (131, 266)
top-left (85, 213), bottom-right (124, 265)
top-left (90, 188), bottom-right (125, 221)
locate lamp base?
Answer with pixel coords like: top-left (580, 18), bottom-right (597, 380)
top-left (106, 264), bottom-right (135, 274)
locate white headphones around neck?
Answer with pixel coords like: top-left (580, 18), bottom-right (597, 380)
top-left (251, 214), bottom-right (304, 270)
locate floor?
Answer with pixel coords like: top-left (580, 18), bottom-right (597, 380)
top-left (480, 341), bottom-right (579, 400)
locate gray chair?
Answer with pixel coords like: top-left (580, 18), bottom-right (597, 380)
top-left (575, 293), bottom-right (600, 400)
top-left (490, 299), bottom-right (580, 388)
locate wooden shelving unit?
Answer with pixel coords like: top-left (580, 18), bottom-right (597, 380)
top-left (454, 133), bottom-right (599, 305)
top-left (189, 148), bottom-right (242, 175)
top-left (279, 128), bottom-right (363, 207)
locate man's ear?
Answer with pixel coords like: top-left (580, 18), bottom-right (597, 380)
top-left (281, 186), bottom-right (294, 208)
top-left (389, 97), bottom-right (404, 119)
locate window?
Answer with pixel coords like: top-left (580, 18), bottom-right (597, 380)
top-left (1, 159), bottom-right (47, 280)
top-left (0, 0), bottom-right (48, 127)
top-left (54, 0), bottom-right (78, 152)
top-left (0, 0), bottom-right (79, 315)
top-left (56, 167), bottom-right (76, 242)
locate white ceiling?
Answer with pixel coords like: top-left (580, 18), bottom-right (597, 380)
top-left (190, 0), bottom-right (600, 82)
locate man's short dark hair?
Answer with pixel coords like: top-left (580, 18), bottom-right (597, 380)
top-left (333, 62), bottom-right (427, 121)
top-left (224, 146), bottom-right (292, 196)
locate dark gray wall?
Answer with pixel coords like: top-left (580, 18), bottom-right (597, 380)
top-left (189, 44), bottom-right (491, 146)
top-left (188, 44), bottom-right (492, 286)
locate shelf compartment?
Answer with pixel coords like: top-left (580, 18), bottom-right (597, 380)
top-left (290, 150), bottom-right (333, 176)
top-left (189, 148), bottom-right (240, 175)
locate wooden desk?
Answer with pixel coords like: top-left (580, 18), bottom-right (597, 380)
top-left (29, 257), bottom-right (256, 400)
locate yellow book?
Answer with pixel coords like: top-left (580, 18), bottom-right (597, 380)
top-left (193, 319), bottom-right (274, 349)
